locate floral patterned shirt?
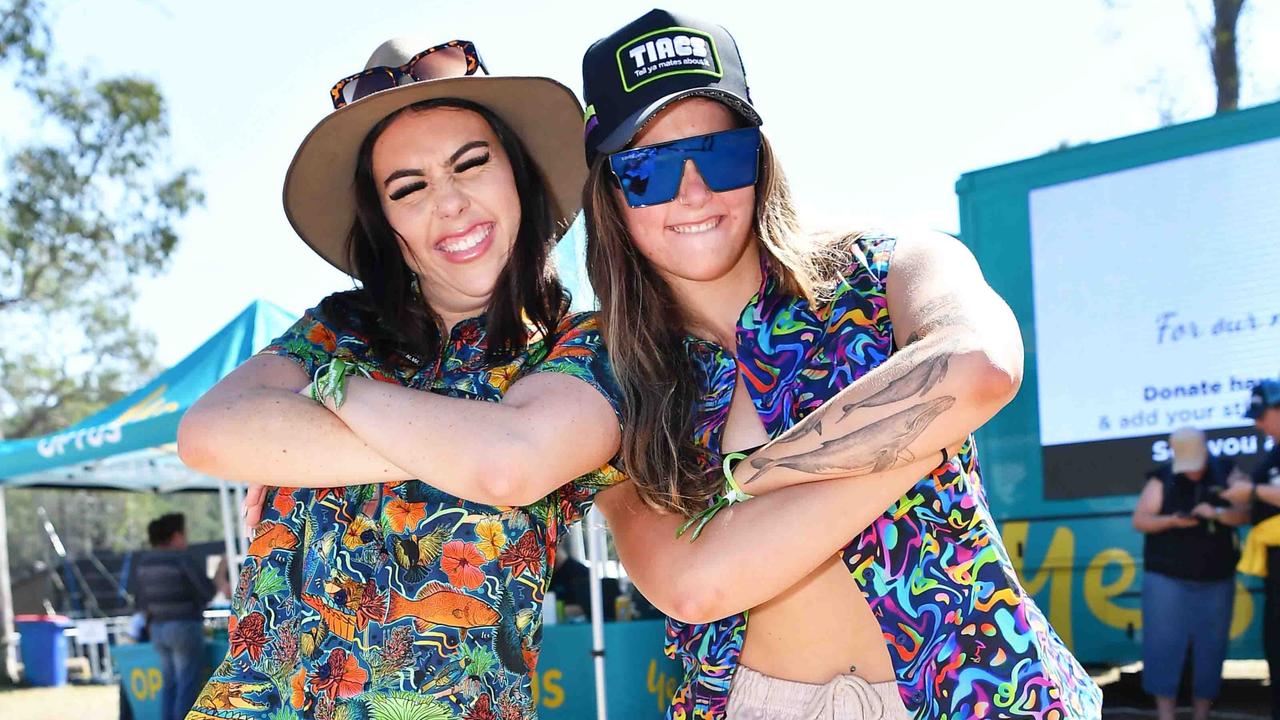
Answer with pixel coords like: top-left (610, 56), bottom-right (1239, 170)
top-left (665, 236), bottom-right (1102, 720)
top-left (188, 292), bottom-right (623, 720)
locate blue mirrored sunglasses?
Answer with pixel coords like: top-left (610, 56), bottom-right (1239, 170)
top-left (608, 127), bottom-right (762, 209)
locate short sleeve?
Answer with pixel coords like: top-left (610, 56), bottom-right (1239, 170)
top-left (858, 232), bottom-right (897, 285)
top-left (257, 292), bottom-right (393, 383)
top-left (557, 463), bottom-right (626, 528)
top-left (528, 312), bottom-right (628, 526)
top-left (258, 297), bottom-right (344, 378)
top-left (528, 311), bottom-right (624, 425)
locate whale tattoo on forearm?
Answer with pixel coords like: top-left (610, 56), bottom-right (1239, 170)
top-left (767, 352), bottom-right (951, 449)
top-left (747, 395), bottom-right (956, 479)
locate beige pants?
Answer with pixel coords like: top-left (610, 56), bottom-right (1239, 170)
top-left (725, 665), bottom-right (912, 720)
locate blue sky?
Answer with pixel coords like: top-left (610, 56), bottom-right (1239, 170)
top-left (8, 0), bottom-right (1278, 365)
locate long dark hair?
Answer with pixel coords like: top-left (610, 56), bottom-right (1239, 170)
top-left (340, 98), bottom-right (566, 368)
top-left (584, 131), bottom-right (855, 516)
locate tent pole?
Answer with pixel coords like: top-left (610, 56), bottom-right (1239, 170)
top-left (231, 482), bottom-right (248, 559)
top-left (585, 505), bottom-right (609, 720)
top-left (216, 480), bottom-right (238, 594)
top-left (569, 522), bottom-right (586, 563)
top-left (0, 486), bottom-right (17, 683)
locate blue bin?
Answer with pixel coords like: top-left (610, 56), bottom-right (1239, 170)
top-left (15, 614), bottom-right (70, 687)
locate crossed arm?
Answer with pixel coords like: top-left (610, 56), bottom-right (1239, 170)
top-left (599, 230), bottom-right (1026, 623)
top-left (177, 353), bottom-right (621, 507)
top-left (186, 230), bottom-right (1023, 624)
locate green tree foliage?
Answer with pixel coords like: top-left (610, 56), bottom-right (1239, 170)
top-left (0, 0), bottom-right (203, 439)
top-left (1, 0), bottom-right (213, 589)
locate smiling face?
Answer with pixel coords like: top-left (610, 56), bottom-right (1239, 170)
top-left (371, 106), bottom-right (521, 325)
top-left (614, 98), bottom-right (757, 290)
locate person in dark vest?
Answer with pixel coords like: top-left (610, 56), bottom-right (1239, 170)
top-left (1220, 379), bottom-right (1280, 719)
top-left (1132, 426), bottom-right (1249, 720)
top-left (129, 513), bottom-right (216, 720)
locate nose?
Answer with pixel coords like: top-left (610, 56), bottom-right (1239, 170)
top-left (431, 178), bottom-right (470, 219)
top-left (675, 158), bottom-right (712, 207)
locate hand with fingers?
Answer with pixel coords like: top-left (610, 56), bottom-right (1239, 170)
top-left (242, 483), bottom-right (268, 532)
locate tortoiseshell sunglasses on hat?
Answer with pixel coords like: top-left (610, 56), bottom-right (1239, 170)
top-left (329, 40), bottom-right (487, 109)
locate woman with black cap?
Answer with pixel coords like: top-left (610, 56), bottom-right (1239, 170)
top-left (578, 9), bottom-right (1102, 720)
top-left (178, 37), bottom-right (623, 719)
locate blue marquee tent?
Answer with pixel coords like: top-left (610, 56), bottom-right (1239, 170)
top-left (0, 300), bottom-right (296, 491)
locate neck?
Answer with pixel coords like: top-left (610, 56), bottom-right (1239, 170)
top-left (426, 294), bottom-right (488, 338)
top-left (667, 242), bottom-right (763, 350)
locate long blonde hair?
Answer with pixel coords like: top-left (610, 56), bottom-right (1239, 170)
top-left (584, 130), bottom-right (855, 516)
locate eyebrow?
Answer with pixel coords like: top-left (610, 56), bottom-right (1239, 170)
top-left (449, 140), bottom-right (489, 164)
top-left (381, 140), bottom-right (492, 187)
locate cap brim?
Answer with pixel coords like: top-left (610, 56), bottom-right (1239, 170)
top-left (593, 87), bottom-right (762, 159)
top-left (284, 76), bottom-right (587, 277)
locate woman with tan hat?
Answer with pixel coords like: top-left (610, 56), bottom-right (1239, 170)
top-left (178, 38), bottom-right (623, 719)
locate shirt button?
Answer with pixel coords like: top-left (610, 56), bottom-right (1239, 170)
top-left (910, 691), bottom-right (926, 704)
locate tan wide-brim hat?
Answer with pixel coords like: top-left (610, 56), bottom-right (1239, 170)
top-left (283, 47), bottom-right (587, 278)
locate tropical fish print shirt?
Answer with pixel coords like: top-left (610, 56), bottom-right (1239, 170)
top-left (189, 292), bottom-right (623, 720)
top-left (666, 236), bottom-right (1103, 720)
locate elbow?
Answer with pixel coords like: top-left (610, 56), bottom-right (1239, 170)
top-left (662, 570), bottom-right (732, 624)
top-left (475, 440), bottom-right (548, 506)
top-left (176, 410), bottom-right (219, 476)
top-left (969, 346), bottom-right (1022, 410)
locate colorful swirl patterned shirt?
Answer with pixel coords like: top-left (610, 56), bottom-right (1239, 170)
top-left (665, 235), bottom-right (1102, 720)
top-left (187, 292), bottom-right (622, 720)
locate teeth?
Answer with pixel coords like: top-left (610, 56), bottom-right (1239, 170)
top-left (440, 224), bottom-right (489, 253)
top-left (670, 217), bottom-right (720, 234)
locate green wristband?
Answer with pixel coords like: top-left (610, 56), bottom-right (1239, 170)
top-left (310, 356), bottom-right (374, 409)
top-left (677, 452), bottom-right (755, 541)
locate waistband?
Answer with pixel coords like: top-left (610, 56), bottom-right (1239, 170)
top-left (726, 664), bottom-right (910, 720)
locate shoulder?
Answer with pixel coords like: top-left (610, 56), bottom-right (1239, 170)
top-left (1210, 457), bottom-right (1236, 484)
top-left (545, 311), bottom-right (608, 355)
top-left (556, 310), bottom-right (603, 335)
top-left (883, 229), bottom-right (976, 285)
top-left (824, 228), bottom-right (971, 294)
top-left (311, 290), bottom-right (381, 338)
top-left (813, 229), bottom-right (897, 287)
top-left (260, 290), bottom-right (382, 372)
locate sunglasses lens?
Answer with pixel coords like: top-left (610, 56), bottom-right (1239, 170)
top-left (691, 128), bottom-right (761, 193)
top-left (343, 70), bottom-right (397, 105)
top-left (611, 147), bottom-right (684, 208)
top-left (610, 128), bottom-right (761, 208)
top-left (410, 46), bottom-right (475, 81)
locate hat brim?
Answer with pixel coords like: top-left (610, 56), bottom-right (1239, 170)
top-left (592, 87), bottom-right (762, 161)
top-left (284, 76), bottom-right (587, 277)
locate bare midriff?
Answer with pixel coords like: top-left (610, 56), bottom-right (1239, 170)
top-left (739, 555), bottom-right (895, 683)
top-left (722, 373), bottom-right (895, 685)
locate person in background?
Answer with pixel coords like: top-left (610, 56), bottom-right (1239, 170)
top-left (1132, 427), bottom-right (1249, 720)
top-left (129, 513), bottom-right (216, 720)
top-left (548, 537), bottom-right (591, 621)
top-left (1220, 379), bottom-right (1280, 720)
